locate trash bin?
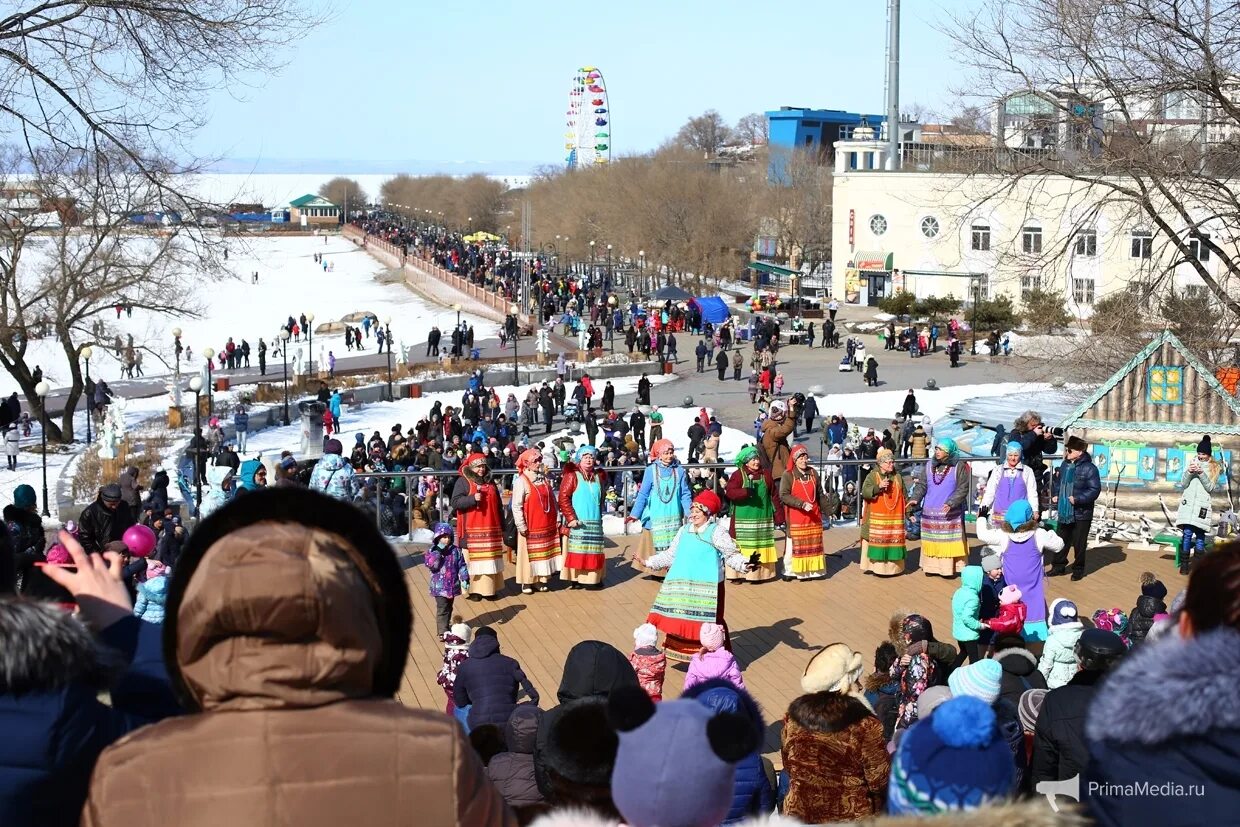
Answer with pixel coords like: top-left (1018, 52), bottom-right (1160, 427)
top-left (408, 384), bottom-right (422, 399)
top-left (214, 376), bottom-right (230, 392)
top-left (663, 361), bottom-right (674, 375)
top-left (297, 400), bottom-right (327, 459)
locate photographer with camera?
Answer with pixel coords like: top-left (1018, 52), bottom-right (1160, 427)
top-left (1012, 410), bottom-right (1059, 515)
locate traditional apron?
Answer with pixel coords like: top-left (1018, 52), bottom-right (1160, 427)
top-left (784, 471), bottom-right (826, 576)
top-left (1004, 533), bottom-right (1049, 641)
top-left (517, 479), bottom-right (560, 582)
top-left (991, 468), bottom-right (1028, 522)
top-left (861, 473), bottom-right (906, 576)
top-left (563, 472), bottom-right (605, 585)
top-left (459, 478), bottom-right (504, 596)
top-left (730, 470), bottom-right (778, 582)
top-left (920, 459), bottom-right (968, 575)
top-left (646, 464), bottom-right (687, 555)
top-left (648, 523), bottom-right (729, 661)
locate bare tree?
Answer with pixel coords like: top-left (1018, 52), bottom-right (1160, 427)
top-left (944, 0), bottom-right (1240, 334)
top-left (318, 177), bottom-right (369, 218)
top-left (676, 110), bottom-right (734, 157)
top-left (734, 112), bottom-right (770, 146)
top-left (0, 151), bottom-right (217, 442)
top-left (764, 149), bottom-right (833, 284)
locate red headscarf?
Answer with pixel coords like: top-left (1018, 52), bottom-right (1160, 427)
top-left (692, 490), bottom-right (722, 516)
top-left (460, 452), bottom-right (487, 478)
top-left (787, 444), bottom-right (809, 473)
top-left (649, 438), bottom-right (674, 460)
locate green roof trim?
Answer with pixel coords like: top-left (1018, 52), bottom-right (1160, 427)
top-left (1069, 419), bottom-right (1240, 436)
top-left (289, 194), bottom-right (337, 208)
top-left (747, 260), bottom-right (800, 277)
top-left (1057, 329), bottom-right (1240, 430)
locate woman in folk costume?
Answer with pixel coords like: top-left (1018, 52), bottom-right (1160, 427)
top-left (450, 452), bottom-right (506, 597)
top-left (919, 438), bottom-right (972, 577)
top-left (779, 445), bottom-right (831, 580)
top-left (512, 447), bottom-right (561, 594)
top-left (974, 498), bottom-right (1064, 641)
top-left (644, 490), bottom-right (758, 661)
top-left (630, 438), bottom-right (693, 572)
top-left (559, 444), bottom-right (608, 588)
top-left (1176, 435), bottom-right (1220, 575)
top-left (979, 441), bottom-right (1039, 523)
top-left (725, 444), bottom-right (784, 582)
top-left (859, 448), bottom-right (908, 576)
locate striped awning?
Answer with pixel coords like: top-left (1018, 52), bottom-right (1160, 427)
top-left (851, 250), bottom-right (893, 270)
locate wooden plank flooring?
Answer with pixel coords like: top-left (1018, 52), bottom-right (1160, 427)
top-left (396, 527), bottom-right (1183, 759)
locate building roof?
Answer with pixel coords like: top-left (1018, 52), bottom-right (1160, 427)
top-left (1058, 329), bottom-right (1240, 435)
top-left (289, 194), bottom-right (337, 209)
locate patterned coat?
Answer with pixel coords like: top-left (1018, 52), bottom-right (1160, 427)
top-left (781, 691), bottom-right (890, 823)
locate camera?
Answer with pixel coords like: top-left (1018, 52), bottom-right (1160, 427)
top-left (1051, 427), bottom-right (1065, 438)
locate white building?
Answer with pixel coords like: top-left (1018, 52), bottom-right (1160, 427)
top-left (829, 140), bottom-right (1227, 315)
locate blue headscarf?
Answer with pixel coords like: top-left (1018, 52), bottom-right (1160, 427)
top-left (574, 444), bottom-right (598, 463)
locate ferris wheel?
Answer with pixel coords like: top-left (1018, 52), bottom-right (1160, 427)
top-left (566, 66), bottom-right (610, 169)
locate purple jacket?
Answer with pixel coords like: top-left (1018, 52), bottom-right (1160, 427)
top-left (684, 649), bottom-right (746, 692)
top-left (425, 542), bottom-right (467, 599)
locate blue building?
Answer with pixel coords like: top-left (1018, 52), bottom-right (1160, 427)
top-left (766, 107), bottom-right (887, 183)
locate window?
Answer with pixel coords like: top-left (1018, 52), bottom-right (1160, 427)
top-left (1022, 225), bottom-right (1043, 254)
top-left (971, 224), bottom-right (991, 251)
top-left (1147, 365), bottom-right (1184, 405)
top-left (869, 215), bottom-right (888, 236)
top-left (920, 216), bottom-right (940, 238)
top-left (1073, 278), bottom-right (1096, 305)
top-left (1183, 284), bottom-right (1208, 300)
top-left (1187, 232), bottom-right (1211, 262)
top-left (1075, 230), bottom-right (1097, 257)
top-left (1021, 274), bottom-right (1041, 297)
top-left (1131, 230), bottom-right (1153, 259)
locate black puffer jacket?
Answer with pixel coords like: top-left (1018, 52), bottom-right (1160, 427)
top-left (994, 646), bottom-right (1048, 709)
top-left (453, 634), bottom-right (539, 730)
top-left (1031, 668), bottom-right (1107, 785)
top-left (487, 703), bottom-right (544, 809)
top-left (1127, 595), bottom-right (1166, 645)
top-left (533, 640), bottom-right (638, 796)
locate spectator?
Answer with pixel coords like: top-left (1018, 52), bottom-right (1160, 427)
top-left (0, 532), bottom-right (180, 827)
top-left (487, 703), bottom-right (546, 820)
top-left (627, 623), bottom-right (666, 703)
top-left (992, 639), bottom-right (1047, 709)
top-left (81, 488), bottom-right (514, 827)
top-left (77, 484), bottom-right (136, 555)
top-left (308, 438), bottom-right (358, 501)
top-left (454, 626), bottom-right (539, 731)
top-left (1049, 435), bottom-right (1102, 581)
top-left (683, 622), bottom-right (745, 692)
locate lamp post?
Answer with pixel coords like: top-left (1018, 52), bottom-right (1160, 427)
top-left (589, 240), bottom-right (596, 285)
top-left (188, 375), bottom-right (203, 514)
top-left (202, 347), bottom-right (215, 415)
top-left (606, 243), bottom-right (613, 289)
top-left (970, 276), bottom-right (981, 356)
top-left (608, 295), bottom-right (617, 353)
top-left (510, 303), bottom-right (521, 385)
top-left (384, 316), bottom-right (394, 401)
top-left (306, 312), bottom-right (316, 376)
top-left (81, 345), bottom-right (93, 444)
top-left (279, 328), bottom-right (291, 426)
top-left (639, 250), bottom-right (646, 296)
top-left (35, 380), bottom-right (50, 517)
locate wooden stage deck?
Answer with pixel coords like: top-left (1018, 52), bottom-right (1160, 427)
top-left (395, 526), bottom-right (1183, 757)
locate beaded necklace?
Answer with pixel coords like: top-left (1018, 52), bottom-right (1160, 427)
top-left (529, 476), bottom-right (552, 513)
top-left (931, 460), bottom-right (953, 485)
top-left (655, 462), bottom-right (678, 504)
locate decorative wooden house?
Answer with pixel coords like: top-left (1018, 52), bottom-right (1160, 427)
top-left (1055, 329), bottom-right (1237, 520)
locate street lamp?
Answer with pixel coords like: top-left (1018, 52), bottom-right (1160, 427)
top-left (970, 276), bottom-right (981, 356)
top-left (608, 295), bottom-right (617, 352)
top-left (80, 345), bottom-right (93, 444)
top-left (639, 250), bottom-right (646, 296)
top-left (510, 303), bottom-right (521, 385)
top-left (589, 240), bottom-right (596, 284)
top-left (279, 328), bottom-right (291, 426)
top-left (384, 316), bottom-right (394, 401)
top-left (306, 312), bottom-right (316, 375)
top-left (188, 375), bottom-right (203, 515)
top-left (607, 243), bottom-right (613, 288)
top-left (35, 380), bottom-right (50, 517)
top-left (202, 347), bottom-right (215, 415)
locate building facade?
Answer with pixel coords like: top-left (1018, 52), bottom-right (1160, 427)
top-left (829, 142), bottom-right (1226, 310)
top-left (288, 194), bottom-right (340, 226)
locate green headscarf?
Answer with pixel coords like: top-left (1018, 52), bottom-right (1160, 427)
top-left (735, 444), bottom-right (759, 468)
top-left (936, 437), bottom-right (958, 458)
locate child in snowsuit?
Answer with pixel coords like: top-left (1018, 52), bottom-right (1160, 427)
top-left (133, 560), bottom-right (170, 623)
top-left (1092, 607), bottom-right (1131, 649)
top-left (1127, 572), bottom-right (1167, 645)
top-left (1038, 598), bottom-right (1084, 688)
top-left (425, 522), bottom-right (468, 638)
top-left (628, 622), bottom-right (667, 703)
top-left (986, 585), bottom-right (1028, 637)
top-left (684, 623), bottom-right (745, 692)
top-left (437, 622), bottom-right (471, 722)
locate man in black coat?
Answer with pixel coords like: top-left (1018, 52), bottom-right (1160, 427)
top-left (629, 408), bottom-right (647, 453)
top-left (583, 408), bottom-right (599, 447)
top-left (1050, 436), bottom-right (1102, 581)
top-left (1031, 628), bottom-right (1125, 787)
top-left (538, 385), bottom-right (555, 435)
top-left (77, 484), bottom-right (136, 555)
top-left (601, 381), bottom-right (615, 413)
top-left (715, 350), bottom-right (729, 381)
top-left (687, 418), bottom-right (706, 463)
top-left (453, 626), bottom-right (539, 731)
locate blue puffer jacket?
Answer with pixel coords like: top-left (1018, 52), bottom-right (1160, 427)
top-left (951, 565), bottom-right (987, 642)
top-left (0, 613), bottom-right (180, 827)
top-left (134, 575), bottom-right (169, 624)
top-left (681, 679), bottom-right (774, 824)
top-left (453, 633), bottom-right (540, 730)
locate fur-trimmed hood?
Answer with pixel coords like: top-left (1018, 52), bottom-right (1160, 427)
top-left (0, 600), bottom-right (113, 693)
top-left (1086, 627), bottom-right (1240, 745)
top-left (994, 646), bottom-right (1039, 677)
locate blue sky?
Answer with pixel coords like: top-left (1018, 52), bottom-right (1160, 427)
top-left (195, 0), bottom-right (977, 171)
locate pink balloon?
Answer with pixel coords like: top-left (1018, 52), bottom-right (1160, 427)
top-left (122, 524), bottom-right (158, 558)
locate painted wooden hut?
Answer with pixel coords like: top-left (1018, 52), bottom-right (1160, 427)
top-left (1055, 330), bottom-right (1237, 521)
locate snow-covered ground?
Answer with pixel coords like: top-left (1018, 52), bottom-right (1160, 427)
top-left (809, 382), bottom-right (1057, 425)
top-left (3, 234), bottom-right (493, 398)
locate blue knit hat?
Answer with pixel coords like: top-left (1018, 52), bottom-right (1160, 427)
top-left (1005, 499), bottom-right (1034, 527)
top-left (13, 484), bottom-right (36, 509)
top-left (888, 696), bottom-right (1016, 814)
top-left (948, 659), bottom-right (1003, 705)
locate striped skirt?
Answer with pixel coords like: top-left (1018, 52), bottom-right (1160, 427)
top-left (564, 521), bottom-right (605, 571)
top-left (650, 512), bottom-right (682, 555)
top-left (865, 511), bottom-right (906, 562)
top-left (920, 512), bottom-right (967, 559)
top-left (734, 515), bottom-right (777, 565)
top-left (465, 526), bottom-right (505, 575)
top-left (650, 577), bottom-right (720, 647)
top-left (786, 521), bottom-right (826, 575)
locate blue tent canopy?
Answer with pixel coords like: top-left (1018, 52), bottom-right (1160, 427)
top-left (695, 296), bottom-right (731, 324)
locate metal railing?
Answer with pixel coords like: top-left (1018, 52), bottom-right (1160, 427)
top-left (349, 454), bottom-right (1064, 540)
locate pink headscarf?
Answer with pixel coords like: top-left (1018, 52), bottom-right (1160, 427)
top-left (649, 438), bottom-right (674, 461)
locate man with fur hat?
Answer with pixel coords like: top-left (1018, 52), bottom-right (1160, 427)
top-left (1049, 434), bottom-right (1101, 581)
top-left (1176, 434), bottom-right (1220, 575)
top-left (781, 643), bottom-right (890, 823)
top-left (643, 490), bottom-right (757, 661)
top-left (82, 488), bottom-right (515, 827)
